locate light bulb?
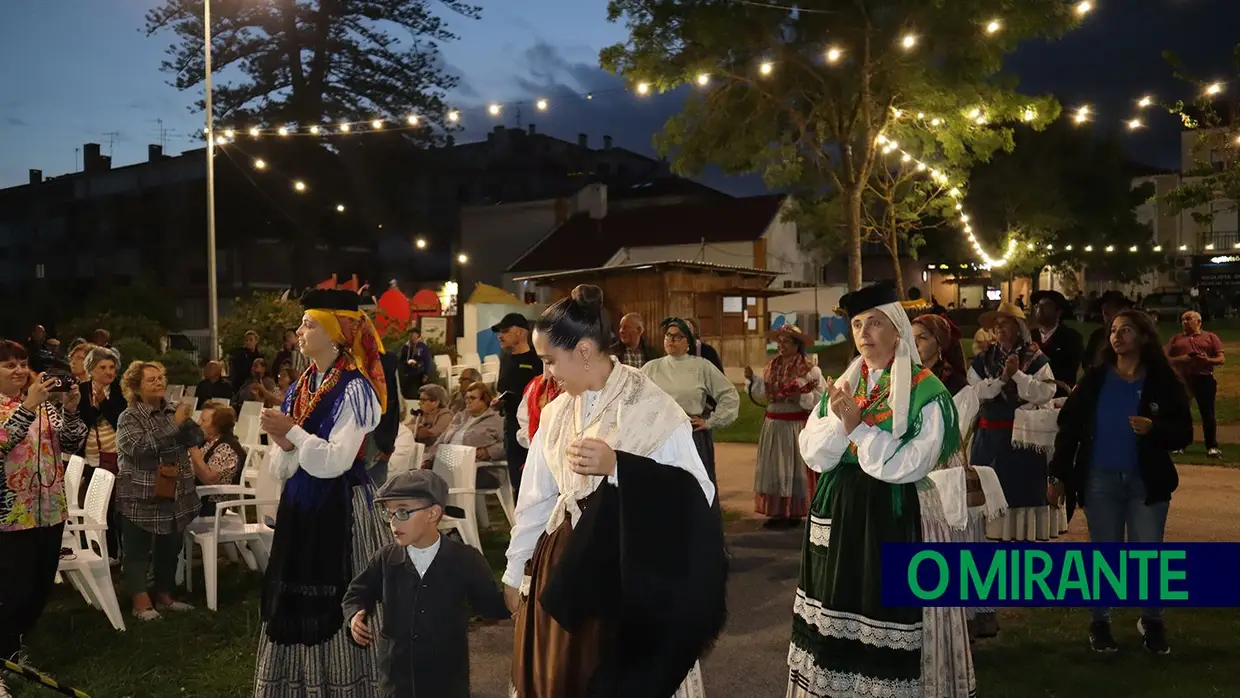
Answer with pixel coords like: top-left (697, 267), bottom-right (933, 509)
top-left (1206, 243), bottom-right (1216, 250)
top-left (248, 127), bottom-right (260, 137)
top-left (447, 110), bottom-right (460, 122)
top-left (901, 34), bottom-right (917, 49)
top-left (336, 204), bottom-right (345, 212)
top-left (985, 20), bottom-right (1001, 34)
top-left (309, 125), bottom-right (321, 135)
top-left (1138, 95), bottom-right (1153, 108)
top-left (1179, 245), bottom-right (1188, 251)
top-left (340, 123), bottom-right (351, 133)
top-left (1085, 246), bottom-right (1094, 252)
top-left (1153, 245), bottom-right (1163, 252)
top-left (901, 153), bottom-right (912, 162)
top-left (1129, 245), bottom-right (1138, 252)
top-left (1127, 119), bottom-right (1142, 130)
top-left (457, 253), bottom-right (469, 264)
top-left (488, 104), bottom-right (501, 116)
top-left (536, 99), bottom-right (548, 111)
top-left (1206, 82), bottom-right (1223, 96)
top-left (892, 108), bottom-right (902, 118)
top-left (930, 118), bottom-right (942, 126)
top-left (293, 181), bottom-right (307, 192)
top-left (277, 126), bottom-right (289, 136)
top-left (826, 47), bottom-right (842, 63)
top-left (759, 61), bottom-right (774, 75)
top-left (968, 108), bottom-right (981, 119)
top-left (415, 238), bottom-right (427, 250)
top-left (214, 135), bottom-right (228, 146)
top-left (223, 129), bottom-right (235, 139)
top-left (949, 187), bottom-right (961, 197)
top-left (696, 73), bottom-right (710, 86)
top-left (636, 82), bottom-right (650, 95)
top-left (1023, 108), bottom-right (1036, 122)
top-left (1075, 1), bottom-right (1092, 16)
top-left (1065, 245), bottom-right (1074, 251)
top-left (916, 112), bottom-right (925, 119)
top-left (371, 119), bottom-right (383, 129)
top-left (407, 115), bottom-right (419, 125)
top-left (253, 159), bottom-right (266, 170)
top-left (1105, 245), bottom-right (1114, 252)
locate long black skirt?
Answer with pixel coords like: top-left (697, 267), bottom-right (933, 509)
top-left (692, 428), bottom-right (716, 484)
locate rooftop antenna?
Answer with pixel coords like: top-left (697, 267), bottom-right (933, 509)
top-left (513, 104), bottom-right (523, 130)
top-left (103, 131), bottom-right (120, 157)
top-left (74, 147), bottom-right (80, 172)
top-left (156, 118), bottom-right (167, 150)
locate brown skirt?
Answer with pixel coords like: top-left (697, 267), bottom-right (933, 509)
top-left (511, 497), bottom-right (609, 698)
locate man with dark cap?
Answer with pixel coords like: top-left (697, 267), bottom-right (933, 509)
top-left (1031, 289), bottom-right (1085, 396)
top-left (1084, 290), bottom-right (1134, 369)
top-left (492, 312), bottom-right (542, 494)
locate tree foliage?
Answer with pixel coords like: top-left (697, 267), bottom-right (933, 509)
top-left (62, 313), bottom-right (167, 350)
top-left (966, 121), bottom-right (1160, 285)
top-left (220, 293), bottom-right (304, 358)
top-left (145, 0), bottom-right (479, 130)
top-left (1161, 45), bottom-right (1240, 230)
top-left (600, 0), bottom-right (1077, 289)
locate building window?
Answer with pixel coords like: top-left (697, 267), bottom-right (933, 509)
top-left (722, 296), bottom-right (744, 313)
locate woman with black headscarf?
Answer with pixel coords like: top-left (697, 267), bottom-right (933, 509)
top-left (641, 318), bottom-right (739, 485)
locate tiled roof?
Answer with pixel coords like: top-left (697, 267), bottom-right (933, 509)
top-left (511, 259), bottom-right (781, 282)
top-left (507, 194), bottom-right (786, 273)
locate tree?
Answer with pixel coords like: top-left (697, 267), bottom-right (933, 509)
top-left (966, 121), bottom-right (1161, 286)
top-left (600, 0), bottom-right (1077, 290)
top-left (220, 292), bottom-right (304, 361)
top-left (145, 0), bottom-right (479, 130)
top-left (1161, 46), bottom-right (1240, 235)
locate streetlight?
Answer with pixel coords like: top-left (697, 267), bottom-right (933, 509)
top-left (204, 0), bottom-right (219, 360)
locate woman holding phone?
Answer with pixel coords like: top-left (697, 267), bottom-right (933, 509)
top-left (1049, 309), bottom-right (1192, 655)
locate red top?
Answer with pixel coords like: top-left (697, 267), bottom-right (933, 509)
top-left (1165, 331), bottom-right (1223, 377)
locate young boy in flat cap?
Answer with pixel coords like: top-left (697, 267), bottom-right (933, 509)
top-left (343, 470), bottom-right (509, 698)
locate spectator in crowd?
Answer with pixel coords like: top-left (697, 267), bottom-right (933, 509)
top-left (685, 318), bottom-right (724, 372)
top-left (911, 313), bottom-right (969, 395)
top-left (1084, 291), bottom-right (1134, 368)
top-left (116, 361), bottom-right (203, 621)
top-left (194, 360), bottom-right (233, 408)
top-left (0, 340), bottom-right (87, 692)
top-left (44, 338), bottom-right (62, 361)
top-left (449, 367), bottom-right (483, 412)
top-left (642, 318), bottom-right (739, 486)
top-left (229, 330), bottom-right (263, 393)
top-left (189, 403), bottom-right (245, 517)
top-left (1030, 290), bottom-right (1085, 396)
top-left (89, 329), bottom-right (119, 366)
top-left (234, 357), bottom-right (280, 409)
top-left (271, 329), bottom-right (308, 378)
top-left (24, 325), bottom-right (55, 373)
top-left (610, 312), bottom-right (660, 368)
top-left (1166, 310), bottom-right (1224, 458)
top-left (67, 341), bottom-right (97, 383)
top-left (344, 470), bottom-right (509, 698)
top-left (397, 325), bottom-right (434, 400)
top-left (423, 381), bottom-right (506, 489)
top-left (493, 313), bottom-right (541, 494)
top-left (972, 327), bottom-right (995, 357)
top-left (77, 347), bottom-right (125, 563)
top-left (1049, 309), bottom-right (1192, 654)
top-left (408, 384), bottom-right (452, 445)
top-left (276, 367), bottom-right (296, 395)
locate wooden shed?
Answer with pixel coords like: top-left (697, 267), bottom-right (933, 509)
top-left (513, 260), bottom-right (791, 371)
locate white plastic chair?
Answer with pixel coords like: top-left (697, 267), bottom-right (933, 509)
top-left (183, 385), bottom-right (198, 399)
top-left (237, 414), bottom-right (262, 447)
top-left (431, 444), bottom-right (482, 552)
top-left (475, 460), bottom-right (516, 529)
top-left (481, 354), bottom-right (501, 368)
top-left (481, 371), bottom-right (498, 389)
top-left (64, 455), bottom-right (86, 512)
top-left (239, 401), bottom-right (263, 419)
top-left (388, 442), bottom-right (424, 480)
top-left (182, 485), bottom-right (279, 611)
top-left (58, 469), bottom-right (126, 631)
top-left (165, 385), bottom-right (185, 404)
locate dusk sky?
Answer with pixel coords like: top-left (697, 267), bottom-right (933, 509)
top-left (2, 0), bottom-right (1239, 193)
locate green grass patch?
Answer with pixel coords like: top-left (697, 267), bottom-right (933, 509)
top-left (1172, 443), bottom-right (1240, 467)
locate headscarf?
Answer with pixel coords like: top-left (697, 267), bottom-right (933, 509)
top-left (301, 290), bottom-right (388, 415)
top-left (912, 313), bottom-right (966, 386)
top-left (835, 301), bottom-right (920, 440)
top-left (660, 317), bottom-right (697, 354)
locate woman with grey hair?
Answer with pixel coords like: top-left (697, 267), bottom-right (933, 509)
top-left (76, 346), bottom-right (126, 562)
top-left (409, 383), bottom-right (452, 445)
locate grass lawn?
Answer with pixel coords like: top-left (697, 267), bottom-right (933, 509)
top-left (13, 533), bottom-right (1240, 697)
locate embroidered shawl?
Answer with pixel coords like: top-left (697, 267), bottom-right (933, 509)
top-left (538, 359), bottom-right (687, 533)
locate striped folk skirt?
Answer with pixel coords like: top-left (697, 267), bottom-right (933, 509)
top-left (754, 410), bottom-right (817, 519)
top-left (253, 484), bottom-right (393, 697)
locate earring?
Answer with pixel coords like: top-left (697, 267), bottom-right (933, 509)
top-left (584, 359), bottom-right (591, 372)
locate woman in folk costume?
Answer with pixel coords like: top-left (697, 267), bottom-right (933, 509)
top-left (504, 284), bottom-right (727, 698)
top-left (744, 324), bottom-right (825, 529)
top-left (911, 313), bottom-right (968, 396)
top-left (791, 280), bottom-right (974, 698)
top-left (968, 301), bottom-right (1064, 542)
top-left (253, 289), bottom-right (393, 697)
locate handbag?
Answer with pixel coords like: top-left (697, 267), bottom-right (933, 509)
top-left (94, 427), bottom-right (118, 475)
top-left (154, 464), bottom-right (180, 500)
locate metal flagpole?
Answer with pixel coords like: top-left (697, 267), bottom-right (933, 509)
top-left (204, 0), bottom-right (220, 361)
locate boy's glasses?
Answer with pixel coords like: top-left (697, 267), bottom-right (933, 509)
top-left (381, 503), bottom-right (437, 521)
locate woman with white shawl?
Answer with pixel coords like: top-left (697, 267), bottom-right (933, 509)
top-left (789, 281), bottom-right (974, 698)
top-left (503, 284), bottom-right (727, 698)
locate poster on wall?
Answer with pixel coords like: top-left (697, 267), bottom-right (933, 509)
top-left (420, 316), bottom-right (448, 345)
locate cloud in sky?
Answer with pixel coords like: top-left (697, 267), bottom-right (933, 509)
top-left (3, 116), bottom-right (27, 127)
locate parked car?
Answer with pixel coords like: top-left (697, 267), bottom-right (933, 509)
top-left (1139, 291), bottom-right (1196, 324)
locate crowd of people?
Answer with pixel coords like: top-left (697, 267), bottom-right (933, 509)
top-left (0, 277), bottom-right (1222, 697)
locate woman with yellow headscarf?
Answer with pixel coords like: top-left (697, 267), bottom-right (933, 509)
top-left (254, 288), bottom-right (392, 696)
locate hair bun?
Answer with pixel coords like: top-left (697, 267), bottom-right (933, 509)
top-left (570, 284), bottom-right (604, 314)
